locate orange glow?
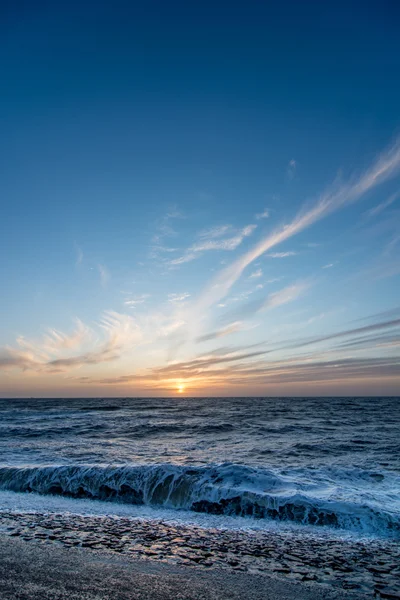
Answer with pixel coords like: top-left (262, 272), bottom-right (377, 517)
top-left (177, 383), bottom-right (185, 394)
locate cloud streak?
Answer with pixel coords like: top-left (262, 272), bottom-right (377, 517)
top-left (222, 281), bottom-right (310, 322)
top-left (255, 209), bottom-right (270, 219)
top-left (267, 252), bottom-right (297, 258)
top-left (193, 136), bottom-right (400, 315)
top-left (98, 264), bottom-right (110, 287)
top-left (170, 224), bottom-right (257, 265)
top-left (365, 190), bottom-right (400, 218)
top-left (197, 321), bottom-right (243, 343)
top-left (287, 159), bottom-right (297, 180)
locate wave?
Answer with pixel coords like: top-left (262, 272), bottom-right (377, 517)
top-left (0, 464), bottom-right (399, 537)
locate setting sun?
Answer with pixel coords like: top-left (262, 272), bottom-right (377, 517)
top-left (177, 383), bottom-right (185, 394)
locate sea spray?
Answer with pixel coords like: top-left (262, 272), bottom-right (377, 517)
top-left (0, 463), bottom-right (398, 537)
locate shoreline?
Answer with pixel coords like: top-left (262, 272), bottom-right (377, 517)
top-left (0, 534), bottom-right (366, 600)
top-left (1, 510), bottom-right (399, 598)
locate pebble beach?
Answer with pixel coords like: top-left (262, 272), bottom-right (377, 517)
top-left (1, 510), bottom-right (399, 598)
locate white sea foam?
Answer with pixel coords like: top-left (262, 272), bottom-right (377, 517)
top-left (0, 489), bottom-right (371, 542)
top-left (0, 463), bottom-right (398, 538)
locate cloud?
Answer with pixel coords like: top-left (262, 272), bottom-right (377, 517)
top-left (364, 190), bottom-right (400, 218)
top-left (44, 319), bottom-right (91, 352)
top-left (354, 306), bottom-right (400, 323)
top-left (249, 268), bottom-right (262, 279)
top-left (12, 319), bottom-right (91, 363)
top-left (170, 224), bottom-right (257, 265)
top-left (335, 332), bottom-right (400, 351)
top-left (255, 209), bottom-right (270, 219)
top-left (74, 243), bottom-right (83, 266)
top-left (197, 225), bottom-right (233, 239)
top-left (67, 305), bottom-right (400, 392)
top-left (124, 294), bottom-right (151, 307)
top-left (0, 311), bottom-right (142, 373)
top-left (322, 263), bottom-right (335, 269)
top-left (384, 233), bottom-right (400, 256)
top-left (223, 281), bottom-right (309, 322)
top-left (197, 321), bottom-right (243, 343)
top-left (169, 253), bottom-right (197, 265)
top-left (361, 259), bottom-right (400, 281)
top-left (168, 293), bottom-right (191, 304)
top-left (98, 264), bottom-right (110, 287)
top-left (287, 159), bottom-right (297, 180)
top-left (190, 225), bottom-right (256, 252)
top-left (262, 282), bottom-right (309, 311)
top-left (85, 347), bottom-right (400, 390)
top-left (193, 136), bottom-right (400, 315)
top-left (267, 251), bottom-right (297, 258)
top-left (150, 205), bottom-right (185, 259)
top-left (98, 310), bottom-right (142, 349)
top-left (282, 317), bottom-right (400, 352)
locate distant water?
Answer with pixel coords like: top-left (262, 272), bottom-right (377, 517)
top-left (0, 397), bottom-right (399, 538)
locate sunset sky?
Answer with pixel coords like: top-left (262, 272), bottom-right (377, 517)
top-left (1, 1), bottom-right (399, 397)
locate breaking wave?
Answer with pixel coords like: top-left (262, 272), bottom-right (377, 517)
top-left (0, 463), bottom-right (398, 538)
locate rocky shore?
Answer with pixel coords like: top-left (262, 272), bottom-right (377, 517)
top-left (0, 511), bottom-right (399, 598)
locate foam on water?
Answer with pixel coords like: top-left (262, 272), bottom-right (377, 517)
top-left (0, 463), bottom-right (398, 538)
top-left (0, 489), bottom-right (376, 541)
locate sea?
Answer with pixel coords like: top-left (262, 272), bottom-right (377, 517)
top-left (0, 396), bottom-right (399, 540)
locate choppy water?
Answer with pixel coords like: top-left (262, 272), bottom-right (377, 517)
top-left (0, 397), bottom-right (399, 538)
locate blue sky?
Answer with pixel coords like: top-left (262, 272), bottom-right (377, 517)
top-left (1, 1), bottom-right (399, 396)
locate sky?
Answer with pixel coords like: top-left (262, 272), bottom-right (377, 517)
top-left (0, 1), bottom-right (399, 397)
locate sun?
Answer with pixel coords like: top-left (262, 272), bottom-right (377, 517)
top-left (177, 383), bottom-right (185, 394)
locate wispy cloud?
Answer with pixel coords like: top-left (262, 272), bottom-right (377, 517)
top-left (262, 282), bottom-right (309, 311)
top-left (191, 225), bottom-right (256, 252)
top-left (98, 264), bottom-right (110, 287)
top-left (197, 225), bottom-right (233, 239)
top-left (267, 251), bottom-right (297, 258)
top-left (384, 233), bottom-right (400, 256)
top-left (15, 319), bottom-right (91, 360)
top-left (322, 263), bottom-right (336, 269)
top-left (0, 311), bottom-right (142, 373)
top-left (62, 306), bottom-right (400, 393)
top-left (85, 348), bottom-right (400, 391)
top-left (168, 292), bottom-right (191, 304)
top-left (74, 243), bottom-right (83, 266)
top-left (354, 306), bottom-right (400, 323)
top-left (150, 206), bottom-right (184, 259)
top-left (124, 294), bottom-right (151, 307)
top-left (287, 159), bottom-right (297, 180)
top-left (169, 253), bottom-right (197, 265)
top-left (249, 268), bottom-right (262, 279)
top-left (223, 281), bottom-right (309, 322)
top-left (364, 190), bottom-right (400, 218)
top-left (197, 321), bottom-right (243, 343)
top-left (170, 224), bottom-right (257, 265)
top-left (193, 136), bottom-right (400, 315)
top-left (255, 209), bottom-right (270, 219)
top-left (282, 317), bottom-right (400, 352)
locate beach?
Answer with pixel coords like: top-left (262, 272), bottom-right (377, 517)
top-left (0, 509), bottom-right (399, 598)
top-left (0, 533), bottom-right (369, 600)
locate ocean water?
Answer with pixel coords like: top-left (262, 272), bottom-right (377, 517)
top-left (0, 397), bottom-right (399, 539)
